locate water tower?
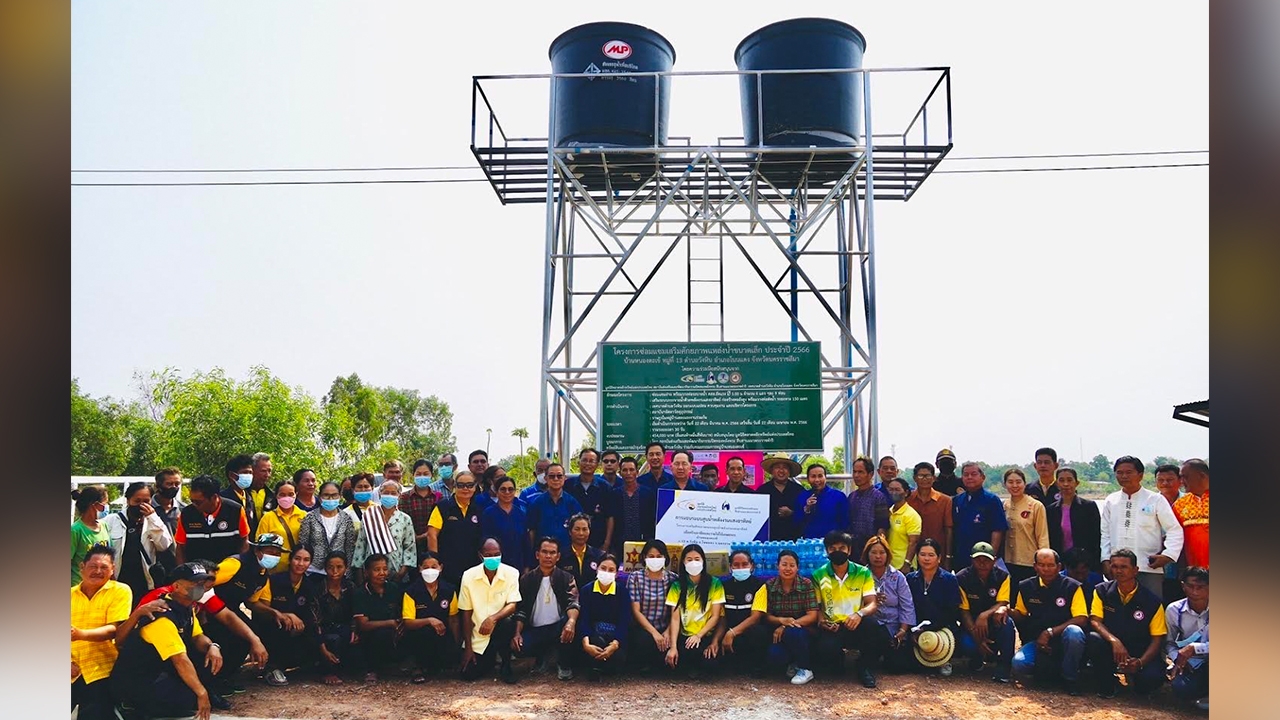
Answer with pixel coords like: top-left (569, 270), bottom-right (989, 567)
top-left (470, 19), bottom-right (953, 462)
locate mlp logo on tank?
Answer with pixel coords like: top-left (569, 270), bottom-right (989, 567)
top-left (602, 40), bottom-right (632, 60)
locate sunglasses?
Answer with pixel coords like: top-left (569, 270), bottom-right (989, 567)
top-left (497, 486), bottom-right (516, 493)
top-left (455, 482), bottom-right (476, 489)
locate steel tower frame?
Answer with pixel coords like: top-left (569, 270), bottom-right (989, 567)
top-left (471, 66), bottom-right (953, 462)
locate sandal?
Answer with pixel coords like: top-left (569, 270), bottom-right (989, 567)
top-left (323, 674), bottom-right (343, 685)
top-left (363, 672), bottom-right (379, 683)
top-left (412, 672), bottom-right (427, 684)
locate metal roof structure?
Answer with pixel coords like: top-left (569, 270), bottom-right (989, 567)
top-left (1172, 399), bottom-right (1208, 428)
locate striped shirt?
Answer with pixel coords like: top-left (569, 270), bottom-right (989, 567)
top-left (627, 570), bottom-right (675, 632)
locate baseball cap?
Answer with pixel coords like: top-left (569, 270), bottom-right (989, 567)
top-left (170, 562), bottom-right (214, 583)
top-left (936, 448), bottom-right (956, 462)
top-left (249, 533), bottom-right (285, 551)
top-left (970, 542), bottom-right (996, 560)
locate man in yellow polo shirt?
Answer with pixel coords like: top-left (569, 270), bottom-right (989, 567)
top-left (110, 563), bottom-right (231, 720)
top-left (458, 537), bottom-right (522, 683)
top-left (71, 544), bottom-right (131, 720)
top-left (811, 530), bottom-right (883, 688)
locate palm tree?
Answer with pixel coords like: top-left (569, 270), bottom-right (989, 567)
top-left (512, 427), bottom-right (530, 458)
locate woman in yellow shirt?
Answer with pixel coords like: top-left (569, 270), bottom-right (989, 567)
top-left (255, 479), bottom-right (305, 573)
top-left (1002, 469), bottom-right (1049, 606)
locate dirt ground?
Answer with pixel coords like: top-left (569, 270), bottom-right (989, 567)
top-left (224, 663), bottom-right (1204, 720)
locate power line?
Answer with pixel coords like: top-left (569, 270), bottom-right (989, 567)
top-left (70, 149), bottom-right (1207, 175)
top-left (71, 162), bottom-right (1209, 186)
top-left (933, 162), bottom-right (1208, 174)
top-left (71, 177), bottom-right (491, 187)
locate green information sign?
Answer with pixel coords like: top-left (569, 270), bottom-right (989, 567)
top-left (598, 341), bottom-right (823, 452)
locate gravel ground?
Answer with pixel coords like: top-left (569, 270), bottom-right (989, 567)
top-left (222, 662), bottom-right (1204, 720)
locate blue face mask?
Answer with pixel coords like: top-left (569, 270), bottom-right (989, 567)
top-left (320, 498), bottom-right (341, 512)
top-left (482, 556), bottom-right (502, 571)
top-left (439, 466), bottom-right (454, 481)
top-left (731, 568), bottom-right (752, 582)
top-left (236, 473), bottom-right (253, 490)
top-left (258, 554), bottom-right (281, 570)
top-left (97, 504), bottom-right (110, 520)
top-left (414, 476), bottom-right (433, 489)
top-left (379, 495), bottom-right (399, 509)
top-left (353, 490), bottom-right (373, 504)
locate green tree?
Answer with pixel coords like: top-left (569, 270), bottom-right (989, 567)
top-left (831, 446), bottom-right (846, 474)
top-left (512, 427), bottom-right (529, 458)
top-left (801, 454), bottom-right (834, 475)
top-left (71, 379), bottom-right (131, 475)
top-left (154, 366), bottom-right (331, 478)
top-left (321, 374), bottom-right (455, 470)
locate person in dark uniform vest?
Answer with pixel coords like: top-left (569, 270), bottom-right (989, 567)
top-left (713, 549), bottom-right (769, 675)
top-left (176, 474), bottom-right (250, 566)
top-left (204, 533), bottom-right (283, 691)
top-left (559, 513), bottom-right (605, 589)
top-left (426, 471), bottom-right (485, 589)
top-left (1010, 548), bottom-right (1088, 695)
top-left (1087, 549), bottom-right (1168, 698)
top-left (247, 545), bottom-right (318, 687)
top-left (220, 454), bottom-right (265, 533)
top-left (955, 542), bottom-right (1016, 683)
top-left (109, 562), bottom-right (231, 720)
top-left (401, 551), bottom-right (461, 683)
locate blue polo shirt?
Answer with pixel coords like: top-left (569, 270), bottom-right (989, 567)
top-left (659, 478), bottom-right (710, 492)
top-left (567, 476), bottom-right (614, 548)
top-left (518, 481), bottom-right (547, 504)
top-left (643, 469), bottom-right (673, 490)
top-left (525, 491), bottom-right (583, 548)
top-left (481, 502), bottom-right (530, 571)
top-left (794, 486), bottom-right (849, 539)
top-left (952, 488), bottom-right (1009, 570)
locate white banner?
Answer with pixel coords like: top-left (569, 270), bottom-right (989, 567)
top-left (653, 489), bottom-right (770, 547)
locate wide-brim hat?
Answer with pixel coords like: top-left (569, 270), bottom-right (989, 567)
top-left (761, 453), bottom-right (802, 477)
top-left (914, 627), bottom-right (956, 668)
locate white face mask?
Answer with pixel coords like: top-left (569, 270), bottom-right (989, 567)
top-left (684, 560), bottom-right (704, 576)
top-left (420, 568), bottom-right (441, 584)
top-left (645, 557), bottom-right (667, 572)
top-left (596, 570), bottom-right (616, 587)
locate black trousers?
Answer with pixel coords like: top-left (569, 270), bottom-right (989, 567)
top-left (460, 617), bottom-right (517, 681)
top-left (71, 677), bottom-right (115, 720)
top-left (583, 632), bottom-right (628, 675)
top-left (673, 637), bottom-right (719, 677)
top-left (720, 623), bottom-right (770, 674)
top-left (317, 628), bottom-right (355, 676)
top-left (253, 616), bottom-right (310, 672)
top-left (357, 626), bottom-right (403, 674)
top-left (813, 619), bottom-right (887, 674)
top-left (516, 618), bottom-right (577, 669)
top-left (1087, 632), bottom-right (1167, 694)
top-left (861, 622), bottom-right (916, 672)
top-left (404, 625), bottom-right (460, 674)
top-left (1007, 564), bottom-right (1036, 608)
top-left (627, 623), bottom-right (669, 670)
top-left (202, 608), bottom-right (252, 679)
top-left (110, 657), bottom-right (217, 719)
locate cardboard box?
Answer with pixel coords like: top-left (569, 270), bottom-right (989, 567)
top-left (622, 541), bottom-right (730, 577)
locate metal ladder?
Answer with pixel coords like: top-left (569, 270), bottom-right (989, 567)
top-left (687, 232), bottom-right (724, 341)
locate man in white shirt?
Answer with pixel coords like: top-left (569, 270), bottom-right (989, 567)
top-left (1099, 456), bottom-right (1184, 597)
top-left (1166, 566), bottom-right (1208, 712)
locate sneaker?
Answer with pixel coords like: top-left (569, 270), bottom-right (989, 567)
top-left (264, 669), bottom-right (288, 687)
top-left (939, 663), bottom-right (953, 677)
top-left (1194, 698), bottom-right (1208, 712)
top-left (208, 692), bottom-right (232, 711)
top-left (991, 665), bottom-right (1011, 684)
top-left (859, 668), bottom-right (877, 689)
top-left (785, 663), bottom-right (798, 678)
top-left (791, 668), bottom-right (815, 685)
top-left (557, 665), bottom-right (574, 681)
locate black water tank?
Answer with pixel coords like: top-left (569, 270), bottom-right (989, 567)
top-left (735, 18), bottom-right (867, 187)
top-left (549, 22), bottom-right (675, 190)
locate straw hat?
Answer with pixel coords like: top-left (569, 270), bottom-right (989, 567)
top-left (913, 627), bottom-right (956, 668)
top-left (761, 452), bottom-right (802, 477)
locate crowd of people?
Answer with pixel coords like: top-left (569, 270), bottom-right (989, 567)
top-left (69, 445), bottom-right (1209, 719)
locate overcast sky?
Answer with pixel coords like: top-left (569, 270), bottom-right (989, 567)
top-left (71, 1), bottom-right (1208, 468)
